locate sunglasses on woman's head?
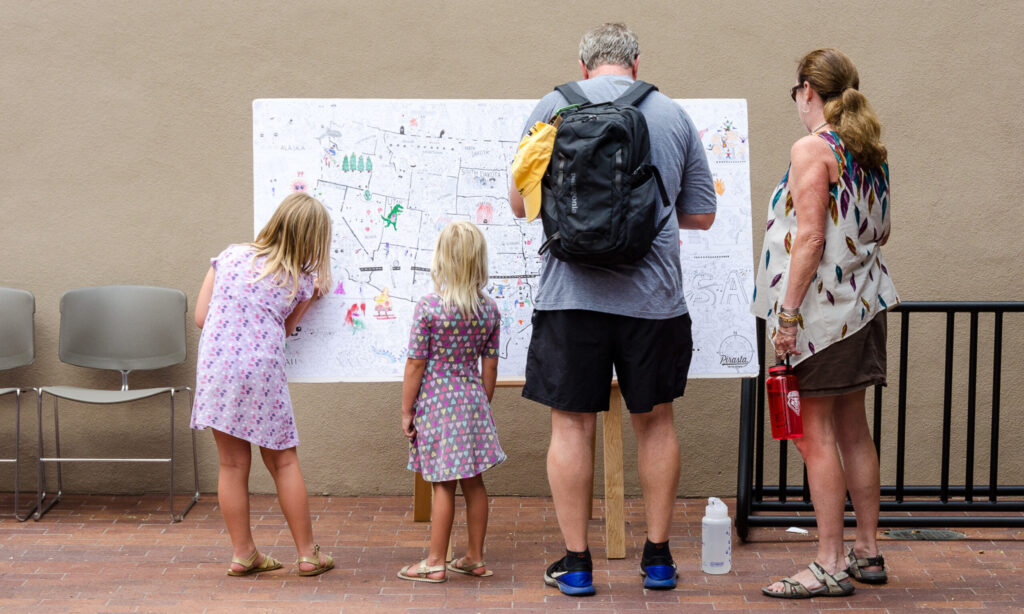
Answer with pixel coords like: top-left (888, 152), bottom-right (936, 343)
top-left (790, 83), bottom-right (802, 101)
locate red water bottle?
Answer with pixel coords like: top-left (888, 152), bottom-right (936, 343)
top-left (766, 358), bottom-right (803, 439)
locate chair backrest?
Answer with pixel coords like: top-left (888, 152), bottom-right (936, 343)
top-left (59, 286), bottom-right (187, 371)
top-left (0, 288), bottom-right (35, 370)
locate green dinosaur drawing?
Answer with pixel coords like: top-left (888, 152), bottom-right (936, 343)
top-left (382, 203), bottom-right (403, 229)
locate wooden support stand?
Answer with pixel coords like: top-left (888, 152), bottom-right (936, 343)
top-left (602, 385), bottom-right (626, 559)
top-left (411, 379), bottom-right (626, 560)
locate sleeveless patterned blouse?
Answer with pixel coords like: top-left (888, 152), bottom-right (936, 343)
top-left (752, 131), bottom-right (899, 365)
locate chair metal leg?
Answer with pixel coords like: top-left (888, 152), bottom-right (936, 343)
top-left (35, 394), bottom-right (63, 521)
top-left (35, 388), bottom-right (200, 523)
top-left (12, 389), bottom-right (40, 522)
top-left (169, 387), bottom-right (199, 523)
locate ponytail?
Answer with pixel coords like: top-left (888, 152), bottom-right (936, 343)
top-left (823, 87), bottom-right (887, 169)
top-left (798, 48), bottom-right (887, 169)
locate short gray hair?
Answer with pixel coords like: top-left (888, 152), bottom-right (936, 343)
top-left (579, 23), bottom-right (639, 70)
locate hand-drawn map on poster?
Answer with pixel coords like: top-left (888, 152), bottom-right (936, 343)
top-left (253, 98), bottom-right (756, 381)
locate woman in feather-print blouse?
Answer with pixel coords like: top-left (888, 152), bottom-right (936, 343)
top-left (755, 49), bottom-right (898, 599)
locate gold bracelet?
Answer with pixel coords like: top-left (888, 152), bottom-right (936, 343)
top-left (777, 313), bottom-right (799, 326)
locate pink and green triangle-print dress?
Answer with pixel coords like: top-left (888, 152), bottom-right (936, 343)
top-left (406, 293), bottom-right (506, 482)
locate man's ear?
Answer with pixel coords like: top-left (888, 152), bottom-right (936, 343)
top-left (631, 56), bottom-right (639, 79)
top-left (579, 59), bottom-right (589, 80)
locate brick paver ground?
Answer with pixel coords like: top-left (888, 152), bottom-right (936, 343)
top-left (0, 493), bottom-right (1020, 613)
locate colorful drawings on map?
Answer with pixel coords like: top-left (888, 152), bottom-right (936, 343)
top-left (334, 281), bottom-right (345, 295)
top-left (291, 172), bottom-right (307, 193)
top-left (344, 303), bottom-right (367, 333)
top-left (476, 202), bottom-right (494, 224)
top-left (374, 288), bottom-right (396, 320)
top-left (382, 203), bottom-right (403, 230)
top-left (341, 153), bottom-right (373, 173)
top-left (714, 177), bottom-right (726, 195)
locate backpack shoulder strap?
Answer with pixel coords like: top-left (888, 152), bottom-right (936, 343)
top-left (553, 81), bottom-right (590, 106)
top-left (614, 80), bottom-right (658, 107)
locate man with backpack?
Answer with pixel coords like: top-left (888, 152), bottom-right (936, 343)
top-left (508, 23), bottom-right (717, 596)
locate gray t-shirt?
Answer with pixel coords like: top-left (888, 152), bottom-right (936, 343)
top-left (520, 75), bottom-right (717, 319)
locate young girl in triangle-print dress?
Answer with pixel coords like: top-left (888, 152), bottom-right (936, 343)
top-left (398, 220), bottom-right (506, 583)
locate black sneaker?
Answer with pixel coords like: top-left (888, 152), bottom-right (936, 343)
top-left (640, 542), bottom-right (678, 590)
top-left (544, 551), bottom-right (595, 596)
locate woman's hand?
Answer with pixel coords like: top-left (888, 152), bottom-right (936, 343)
top-left (773, 323), bottom-right (801, 360)
top-left (402, 412), bottom-right (416, 442)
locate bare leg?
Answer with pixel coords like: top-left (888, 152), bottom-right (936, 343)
top-left (403, 480), bottom-right (455, 580)
top-left (629, 402), bottom-right (680, 543)
top-left (259, 446), bottom-right (329, 571)
top-left (212, 430), bottom-right (265, 572)
top-left (548, 409), bottom-right (597, 552)
top-left (834, 389), bottom-right (882, 571)
top-left (458, 474), bottom-right (490, 575)
top-left (764, 395), bottom-right (847, 593)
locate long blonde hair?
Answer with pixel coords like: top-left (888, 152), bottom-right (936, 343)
top-left (251, 192), bottom-right (333, 299)
top-left (431, 220), bottom-right (489, 318)
top-left (798, 48), bottom-right (887, 169)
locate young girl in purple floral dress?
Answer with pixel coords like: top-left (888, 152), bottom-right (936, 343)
top-left (191, 193), bottom-right (334, 577)
top-left (398, 220), bottom-right (506, 583)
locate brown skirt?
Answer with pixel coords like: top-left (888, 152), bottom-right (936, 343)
top-left (793, 312), bottom-right (888, 397)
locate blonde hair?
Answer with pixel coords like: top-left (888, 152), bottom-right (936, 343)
top-left (797, 48), bottom-right (887, 169)
top-left (251, 192), bottom-right (333, 299)
top-left (431, 220), bottom-right (489, 318)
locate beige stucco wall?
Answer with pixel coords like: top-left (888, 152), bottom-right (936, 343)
top-left (1, 1), bottom-right (1021, 499)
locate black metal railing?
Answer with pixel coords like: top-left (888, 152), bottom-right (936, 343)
top-left (735, 301), bottom-right (1024, 541)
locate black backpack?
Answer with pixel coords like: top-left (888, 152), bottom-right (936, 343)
top-left (538, 80), bottom-right (671, 266)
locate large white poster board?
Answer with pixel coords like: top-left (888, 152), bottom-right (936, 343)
top-left (253, 98), bottom-right (757, 381)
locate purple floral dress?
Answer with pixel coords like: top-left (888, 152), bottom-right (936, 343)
top-left (190, 244), bottom-right (315, 449)
top-left (407, 293), bottom-right (506, 482)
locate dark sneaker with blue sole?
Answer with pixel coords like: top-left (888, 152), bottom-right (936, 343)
top-left (641, 551), bottom-right (678, 590)
top-left (544, 554), bottom-right (595, 596)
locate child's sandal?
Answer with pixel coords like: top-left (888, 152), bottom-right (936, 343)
top-left (226, 550), bottom-right (283, 576)
top-left (296, 544), bottom-right (334, 576)
top-left (447, 557), bottom-right (493, 577)
top-left (397, 559), bottom-right (448, 583)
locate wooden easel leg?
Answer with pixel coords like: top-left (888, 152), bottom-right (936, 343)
top-left (603, 387), bottom-right (626, 559)
top-left (413, 472), bottom-right (431, 522)
top-left (588, 427), bottom-right (596, 520)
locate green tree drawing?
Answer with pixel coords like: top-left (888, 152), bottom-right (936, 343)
top-left (342, 156), bottom-right (350, 172)
top-left (357, 155), bottom-right (365, 172)
top-left (365, 157), bottom-right (373, 172)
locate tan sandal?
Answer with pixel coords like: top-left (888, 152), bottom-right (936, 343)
top-left (762, 562), bottom-right (856, 599)
top-left (845, 547), bottom-right (888, 584)
top-left (397, 559), bottom-right (448, 583)
top-left (296, 544), bottom-right (334, 576)
top-left (447, 557), bottom-right (494, 577)
top-left (226, 550), bottom-right (282, 576)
